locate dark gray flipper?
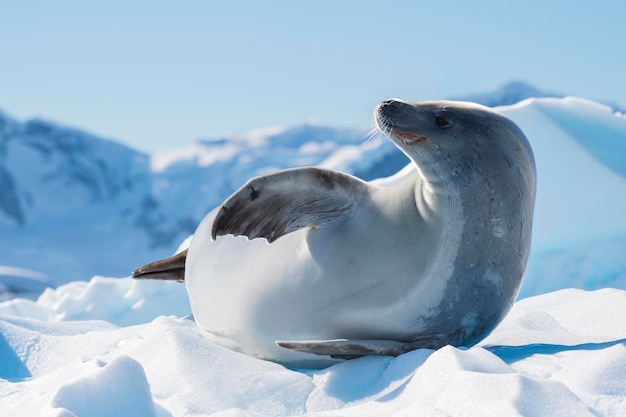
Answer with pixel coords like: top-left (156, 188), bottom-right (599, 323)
top-left (211, 167), bottom-right (371, 243)
top-left (132, 249), bottom-right (187, 282)
top-left (276, 338), bottom-right (426, 359)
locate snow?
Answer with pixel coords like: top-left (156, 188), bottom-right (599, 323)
top-left (0, 276), bottom-right (189, 326)
top-left (1, 94), bottom-right (626, 415)
top-left (1, 283), bottom-right (625, 416)
top-left (502, 98), bottom-right (626, 249)
top-left (451, 80), bottom-right (562, 108)
top-left (150, 142), bottom-right (243, 172)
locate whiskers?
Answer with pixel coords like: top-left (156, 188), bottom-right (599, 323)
top-left (363, 125), bottom-right (390, 144)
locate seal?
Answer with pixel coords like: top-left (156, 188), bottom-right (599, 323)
top-left (133, 99), bottom-right (536, 367)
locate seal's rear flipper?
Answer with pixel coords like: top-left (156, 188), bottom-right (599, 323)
top-left (212, 167), bottom-right (371, 242)
top-left (276, 338), bottom-right (421, 359)
top-left (132, 249), bottom-right (187, 282)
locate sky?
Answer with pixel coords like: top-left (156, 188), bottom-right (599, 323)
top-left (0, 0), bottom-right (624, 152)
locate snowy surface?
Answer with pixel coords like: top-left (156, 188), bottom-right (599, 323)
top-left (1, 281), bottom-right (625, 416)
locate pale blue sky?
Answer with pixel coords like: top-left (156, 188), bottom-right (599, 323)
top-left (1, 0), bottom-right (624, 152)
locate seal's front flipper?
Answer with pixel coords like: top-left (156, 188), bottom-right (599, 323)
top-left (276, 338), bottom-right (420, 359)
top-left (212, 168), bottom-right (371, 242)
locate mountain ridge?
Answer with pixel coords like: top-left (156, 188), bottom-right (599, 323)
top-left (454, 80), bottom-right (625, 113)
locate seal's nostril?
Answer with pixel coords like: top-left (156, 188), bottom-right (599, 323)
top-left (378, 99), bottom-right (405, 118)
top-left (380, 99), bottom-right (400, 109)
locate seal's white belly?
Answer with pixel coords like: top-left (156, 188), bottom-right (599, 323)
top-left (186, 180), bottom-right (451, 366)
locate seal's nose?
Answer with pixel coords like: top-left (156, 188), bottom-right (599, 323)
top-left (377, 99), bottom-right (411, 120)
top-left (378, 99), bottom-right (401, 114)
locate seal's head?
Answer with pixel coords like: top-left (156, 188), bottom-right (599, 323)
top-left (375, 98), bottom-right (535, 189)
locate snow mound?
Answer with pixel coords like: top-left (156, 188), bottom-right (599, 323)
top-left (1, 287), bottom-right (625, 416)
top-left (498, 98), bottom-right (626, 297)
top-left (0, 276), bottom-right (189, 326)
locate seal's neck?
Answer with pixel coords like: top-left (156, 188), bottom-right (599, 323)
top-left (377, 162), bottom-right (461, 225)
top-left (408, 163), bottom-right (461, 225)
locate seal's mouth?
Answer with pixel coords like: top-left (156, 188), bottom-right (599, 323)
top-left (375, 114), bottom-right (428, 146)
top-left (378, 126), bottom-right (428, 146)
top-left (393, 131), bottom-right (428, 143)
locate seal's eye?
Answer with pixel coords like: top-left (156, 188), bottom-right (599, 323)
top-left (435, 116), bottom-right (450, 128)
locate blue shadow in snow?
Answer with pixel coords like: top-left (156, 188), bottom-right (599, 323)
top-left (486, 338), bottom-right (626, 364)
top-left (0, 332), bottom-right (31, 382)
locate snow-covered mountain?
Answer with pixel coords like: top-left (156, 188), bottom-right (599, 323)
top-left (451, 81), bottom-right (562, 107)
top-left (1, 84), bottom-right (625, 300)
top-left (454, 80), bottom-right (626, 114)
top-left (0, 113), bottom-right (185, 286)
top-left (0, 115), bottom-right (397, 288)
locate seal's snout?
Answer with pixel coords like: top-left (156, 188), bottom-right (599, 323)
top-left (376, 99), bottom-right (415, 130)
top-left (376, 99), bottom-right (429, 146)
top-left (377, 99), bottom-right (408, 119)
